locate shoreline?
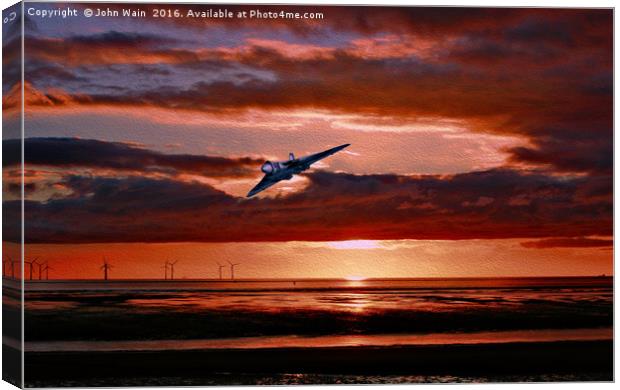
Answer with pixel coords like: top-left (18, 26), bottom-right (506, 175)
top-left (22, 327), bottom-right (613, 352)
top-left (23, 340), bottom-right (613, 385)
top-left (7, 275), bottom-right (611, 293)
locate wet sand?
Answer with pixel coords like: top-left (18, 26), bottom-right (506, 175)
top-left (24, 327), bottom-right (613, 352)
top-left (23, 278), bottom-right (613, 341)
top-left (25, 340), bottom-right (613, 386)
top-left (18, 277), bottom-right (614, 386)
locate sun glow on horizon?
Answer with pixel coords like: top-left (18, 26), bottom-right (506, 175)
top-left (327, 240), bottom-right (382, 250)
top-left (345, 275), bottom-right (368, 281)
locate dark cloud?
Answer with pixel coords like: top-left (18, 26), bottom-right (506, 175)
top-left (20, 8), bottom-right (612, 175)
top-left (11, 6), bottom-right (612, 230)
top-left (64, 4), bottom-right (608, 42)
top-left (506, 118), bottom-right (613, 174)
top-left (521, 237), bottom-right (613, 249)
top-left (7, 182), bottom-right (36, 196)
top-left (2, 21), bottom-right (22, 96)
top-left (4, 164), bottom-right (611, 244)
top-left (505, 18), bottom-right (574, 46)
top-left (24, 32), bottom-right (200, 66)
top-left (3, 138), bottom-right (261, 178)
top-left (68, 31), bottom-right (178, 47)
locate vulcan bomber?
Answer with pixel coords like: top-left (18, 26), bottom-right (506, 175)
top-left (247, 144), bottom-right (350, 197)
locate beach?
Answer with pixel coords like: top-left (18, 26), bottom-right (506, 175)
top-left (12, 276), bottom-right (614, 386)
top-left (24, 340), bottom-right (613, 386)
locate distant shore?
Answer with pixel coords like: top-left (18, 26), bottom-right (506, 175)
top-left (9, 275), bottom-right (612, 293)
top-left (24, 340), bottom-right (613, 386)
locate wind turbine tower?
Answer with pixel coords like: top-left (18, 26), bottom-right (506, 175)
top-left (2, 257), bottom-right (11, 278)
top-left (216, 262), bottom-right (226, 280)
top-left (101, 258), bottom-right (113, 281)
top-left (227, 260), bottom-right (240, 280)
top-left (24, 258), bottom-right (39, 280)
top-left (42, 264), bottom-right (52, 280)
top-left (167, 260), bottom-right (178, 280)
top-left (9, 257), bottom-right (18, 279)
top-left (162, 261), bottom-right (169, 280)
top-left (36, 261), bottom-right (46, 280)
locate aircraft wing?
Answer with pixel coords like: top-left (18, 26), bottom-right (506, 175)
top-left (299, 143), bottom-right (350, 167)
top-left (247, 175), bottom-right (281, 197)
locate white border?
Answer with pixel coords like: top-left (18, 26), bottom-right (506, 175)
top-left (0, 1), bottom-right (615, 390)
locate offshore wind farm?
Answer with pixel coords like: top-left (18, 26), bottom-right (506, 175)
top-left (3, 256), bottom-right (246, 282)
top-left (2, 252), bottom-right (613, 385)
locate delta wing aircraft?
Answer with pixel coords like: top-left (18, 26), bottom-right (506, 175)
top-left (247, 144), bottom-right (350, 197)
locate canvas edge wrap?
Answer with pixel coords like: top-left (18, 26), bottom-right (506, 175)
top-left (2, 1), bottom-right (24, 388)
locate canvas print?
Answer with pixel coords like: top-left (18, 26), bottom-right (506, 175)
top-left (1, 1), bottom-right (613, 387)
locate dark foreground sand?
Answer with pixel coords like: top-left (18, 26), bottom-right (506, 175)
top-left (23, 339), bottom-right (613, 386)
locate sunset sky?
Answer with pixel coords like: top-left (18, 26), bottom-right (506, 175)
top-left (2, 3), bottom-right (612, 279)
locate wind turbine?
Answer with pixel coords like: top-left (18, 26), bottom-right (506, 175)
top-left (167, 260), bottom-right (178, 280)
top-left (162, 262), bottom-right (169, 280)
top-left (36, 260), bottom-right (46, 280)
top-left (216, 262), bottom-right (226, 280)
top-left (101, 258), bottom-right (113, 281)
top-left (2, 257), bottom-right (11, 277)
top-left (9, 257), bottom-right (18, 279)
top-left (42, 264), bottom-right (52, 280)
top-left (227, 260), bottom-right (240, 280)
top-left (24, 258), bottom-right (39, 280)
